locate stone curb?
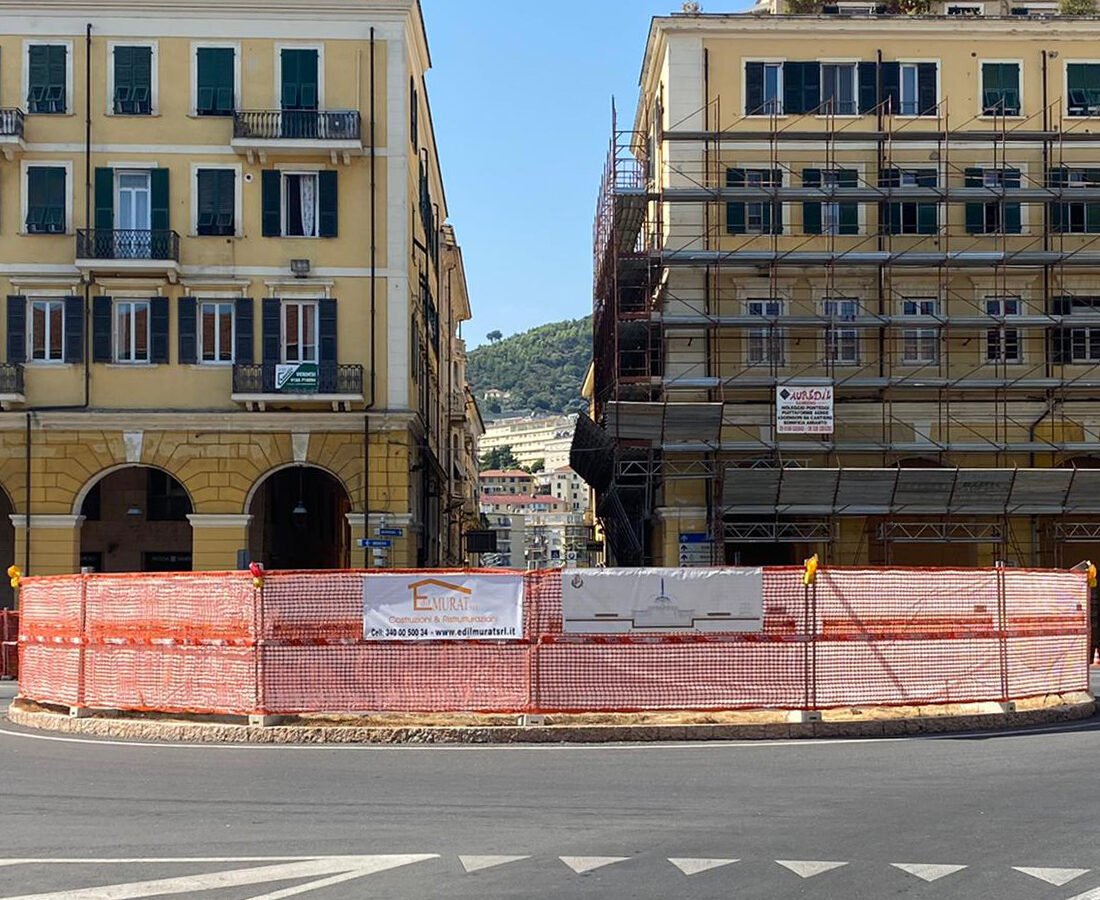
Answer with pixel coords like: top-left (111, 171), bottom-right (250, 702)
top-left (6, 698), bottom-right (1096, 744)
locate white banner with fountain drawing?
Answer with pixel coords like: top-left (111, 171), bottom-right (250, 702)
top-left (560, 568), bottom-right (764, 634)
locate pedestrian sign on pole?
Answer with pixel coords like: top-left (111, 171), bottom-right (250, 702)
top-left (359, 539), bottom-right (392, 549)
top-left (378, 528), bottom-right (403, 537)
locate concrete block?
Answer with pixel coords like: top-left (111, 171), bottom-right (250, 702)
top-left (517, 714), bottom-right (546, 726)
top-left (786, 710), bottom-right (822, 723)
top-left (248, 714), bottom-right (284, 727)
top-left (68, 706), bottom-right (92, 718)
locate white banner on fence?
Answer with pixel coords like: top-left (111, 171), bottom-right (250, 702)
top-left (776, 385), bottom-right (834, 434)
top-left (561, 568), bottom-right (764, 634)
top-left (363, 573), bottom-right (524, 641)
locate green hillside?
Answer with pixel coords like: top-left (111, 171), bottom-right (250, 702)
top-left (467, 317), bottom-right (592, 417)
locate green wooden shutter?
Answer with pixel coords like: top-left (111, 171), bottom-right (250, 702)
top-left (281, 49), bottom-right (318, 110)
top-left (726, 167), bottom-right (745, 234)
top-left (770, 168), bottom-right (783, 235)
top-left (917, 63), bottom-right (937, 116)
top-left (965, 167), bottom-right (984, 233)
top-left (150, 168), bottom-right (169, 232)
top-left (802, 62), bottom-right (820, 115)
top-left (235, 299), bottom-right (253, 364)
top-left (197, 169), bottom-right (235, 236)
top-left (262, 299), bottom-right (281, 369)
top-left (94, 168), bottom-right (114, 231)
top-left (802, 168), bottom-right (822, 234)
top-left (27, 45), bottom-right (47, 110)
top-left (6, 296), bottom-right (26, 364)
top-left (150, 297), bottom-right (169, 363)
top-left (196, 47), bottom-right (234, 115)
top-left (63, 296), bottom-right (84, 364)
top-left (783, 62), bottom-right (805, 115)
top-left (858, 61), bottom-right (878, 115)
top-left (48, 45), bottom-right (66, 111)
top-left (838, 169), bottom-right (859, 234)
top-left (92, 297), bottom-right (112, 363)
top-left (113, 46), bottom-right (132, 113)
top-left (880, 62), bottom-right (900, 113)
top-left (1004, 169), bottom-right (1022, 234)
top-left (177, 297), bottom-right (197, 364)
top-left (318, 170), bottom-right (338, 238)
top-left (745, 62), bottom-right (764, 114)
top-left (261, 171), bottom-right (281, 237)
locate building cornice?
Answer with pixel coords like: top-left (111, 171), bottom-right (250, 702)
top-left (0, 410), bottom-right (418, 433)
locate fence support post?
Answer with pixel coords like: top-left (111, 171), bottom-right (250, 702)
top-left (70, 574), bottom-right (90, 718)
top-left (791, 571), bottom-right (822, 724)
top-left (997, 561), bottom-right (1010, 706)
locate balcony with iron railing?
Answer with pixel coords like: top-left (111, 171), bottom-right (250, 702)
top-left (232, 110), bottom-right (363, 158)
top-left (231, 362), bottom-right (364, 410)
top-left (0, 108), bottom-right (25, 158)
top-left (75, 229), bottom-right (180, 277)
top-left (448, 388), bottom-right (467, 422)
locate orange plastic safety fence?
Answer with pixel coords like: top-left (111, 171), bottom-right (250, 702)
top-left (14, 566), bottom-right (1090, 716)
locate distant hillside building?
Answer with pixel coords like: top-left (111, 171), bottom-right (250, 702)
top-left (479, 469), bottom-right (536, 497)
top-left (480, 414), bottom-right (578, 469)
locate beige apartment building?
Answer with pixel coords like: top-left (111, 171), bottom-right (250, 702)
top-left (0, 0), bottom-right (482, 594)
top-left (479, 413), bottom-right (578, 470)
top-left (582, 3), bottom-right (1100, 568)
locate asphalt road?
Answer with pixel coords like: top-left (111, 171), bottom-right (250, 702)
top-left (2, 679), bottom-right (1100, 899)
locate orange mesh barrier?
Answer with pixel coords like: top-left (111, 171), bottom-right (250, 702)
top-left (15, 567), bottom-right (1090, 716)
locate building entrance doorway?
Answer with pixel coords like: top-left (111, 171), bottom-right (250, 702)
top-left (248, 466), bottom-right (351, 570)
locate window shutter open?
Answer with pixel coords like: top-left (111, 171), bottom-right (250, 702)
top-left (802, 167), bottom-right (822, 234)
top-left (177, 297), bottom-right (197, 364)
top-left (745, 62), bottom-right (764, 115)
top-left (150, 168), bottom-right (169, 232)
top-left (319, 299), bottom-right (337, 390)
top-left (235, 298), bottom-right (253, 364)
top-left (880, 62), bottom-right (900, 114)
top-left (726, 167), bottom-right (745, 234)
top-left (965, 168), bottom-right (984, 233)
top-left (262, 298), bottom-right (280, 363)
top-left (801, 62), bottom-right (820, 114)
top-left (839, 170), bottom-right (859, 235)
top-left (64, 296), bottom-right (84, 363)
top-left (94, 167), bottom-right (114, 231)
top-left (150, 297), bottom-right (169, 363)
top-left (92, 297), bottom-right (112, 362)
top-left (917, 63), bottom-right (937, 115)
top-left (261, 171), bottom-right (281, 237)
top-left (318, 170), bottom-right (338, 237)
top-left (1086, 202), bottom-right (1100, 233)
top-left (771, 168), bottom-right (783, 235)
top-left (918, 202), bottom-right (938, 234)
top-left (1004, 169), bottom-right (1022, 234)
top-left (6, 296), bottom-right (26, 364)
top-left (858, 61), bottom-right (878, 115)
top-left (783, 62), bottom-right (805, 115)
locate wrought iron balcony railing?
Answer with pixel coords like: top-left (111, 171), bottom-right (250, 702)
top-left (233, 363), bottom-right (363, 395)
top-left (233, 110), bottom-right (361, 141)
top-left (0, 364), bottom-right (23, 396)
top-left (76, 229), bottom-right (180, 262)
top-left (0, 109), bottom-right (25, 138)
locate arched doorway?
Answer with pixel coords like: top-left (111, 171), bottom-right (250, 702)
top-left (247, 466), bottom-right (351, 570)
top-left (78, 466), bottom-right (193, 573)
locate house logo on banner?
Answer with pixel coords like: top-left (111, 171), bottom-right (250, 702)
top-left (776, 385), bottom-right (834, 434)
top-left (561, 568), bottom-right (764, 634)
top-left (363, 573), bottom-right (524, 641)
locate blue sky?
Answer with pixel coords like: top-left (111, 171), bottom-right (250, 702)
top-left (420, 1), bottom-right (687, 348)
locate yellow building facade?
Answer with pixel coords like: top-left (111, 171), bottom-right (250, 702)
top-left (586, 6), bottom-right (1100, 570)
top-left (0, 0), bottom-right (482, 597)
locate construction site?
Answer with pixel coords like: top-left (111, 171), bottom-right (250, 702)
top-left (573, 11), bottom-right (1100, 573)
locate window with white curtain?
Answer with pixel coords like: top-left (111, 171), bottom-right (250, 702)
top-left (282, 172), bottom-right (319, 237)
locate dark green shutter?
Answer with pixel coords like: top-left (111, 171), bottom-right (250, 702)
top-left (771, 168), bottom-right (783, 235)
top-left (1051, 327), bottom-right (1071, 364)
top-left (196, 47), bottom-right (234, 115)
top-left (63, 296), bottom-right (83, 363)
top-left (917, 63), bottom-right (937, 115)
top-left (965, 167), bottom-right (984, 233)
top-left (6, 296), bottom-right (25, 364)
top-left (262, 298), bottom-right (280, 363)
top-left (28, 44), bottom-right (66, 113)
top-left (261, 171), bottom-right (281, 237)
top-left (281, 49), bottom-right (318, 110)
top-left (918, 201), bottom-right (938, 234)
top-left (726, 167), bottom-right (745, 234)
top-left (784, 62), bottom-right (809, 115)
top-left (94, 168), bottom-right (114, 231)
top-left (838, 170), bottom-right (859, 234)
top-left (318, 170), bottom-right (338, 237)
top-left (197, 169), bottom-right (235, 236)
top-left (802, 167), bottom-right (822, 234)
top-left (802, 62), bottom-right (820, 115)
top-left (178, 297), bottom-right (197, 364)
top-left (880, 62), bottom-right (900, 113)
top-left (1004, 169), bottom-right (1022, 233)
top-left (150, 168), bottom-right (169, 232)
top-left (745, 62), bottom-right (764, 114)
top-left (150, 297), bottom-right (169, 363)
top-left (319, 299), bottom-right (337, 361)
top-left (235, 298), bottom-right (253, 364)
top-left (858, 61), bottom-right (878, 115)
top-left (1087, 203), bottom-right (1100, 233)
top-left (92, 297), bottom-right (112, 362)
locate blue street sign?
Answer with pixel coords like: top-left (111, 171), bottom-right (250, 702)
top-left (378, 528), bottom-right (404, 537)
top-left (359, 539), bottom-right (392, 549)
top-left (679, 533), bottom-right (709, 544)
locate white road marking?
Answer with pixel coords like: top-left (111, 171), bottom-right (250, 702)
top-left (0, 859), bottom-right (319, 867)
top-left (1014, 866), bottom-right (1090, 886)
top-left (892, 863), bottom-right (968, 882)
top-left (234, 870), bottom-right (379, 900)
top-left (1063, 886), bottom-right (1100, 900)
top-left (559, 857), bottom-right (629, 874)
top-left (775, 860), bottom-right (848, 878)
top-left (458, 856), bottom-right (529, 874)
top-left (0, 854), bottom-right (439, 899)
top-left (668, 858), bottom-right (738, 876)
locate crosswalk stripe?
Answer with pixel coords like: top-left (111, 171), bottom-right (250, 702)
top-left (459, 856), bottom-right (530, 874)
top-left (559, 856), bottom-right (629, 874)
top-left (1013, 867), bottom-right (1090, 886)
top-left (892, 863), bottom-right (968, 882)
top-left (668, 858), bottom-right (738, 876)
top-left (775, 860), bottom-right (849, 878)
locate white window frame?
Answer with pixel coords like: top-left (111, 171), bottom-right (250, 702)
top-left (744, 299), bottom-right (786, 366)
top-left (114, 299), bottom-right (152, 364)
top-left (27, 298), bottom-right (65, 364)
top-left (280, 170), bottom-right (321, 239)
top-left (20, 160), bottom-right (73, 236)
top-left (114, 168), bottom-right (152, 233)
top-left (823, 297), bottom-right (860, 366)
top-left (818, 59), bottom-right (860, 117)
top-left (814, 165), bottom-right (867, 235)
top-left (742, 58), bottom-right (786, 117)
top-left (280, 299), bottom-right (319, 364)
top-left (273, 42), bottom-right (325, 109)
top-left (190, 163), bottom-right (243, 237)
top-left (189, 40), bottom-right (242, 117)
top-left (979, 58), bottom-right (1024, 118)
top-left (106, 41), bottom-right (159, 117)
top-left (895, 58), bottom-right (941, 118)
top-left (23, 40), bottom-right (73, 116)
top-left (197, 299), bottom-right (235, 365)
top-left (974, 164), bottom-right (1030, 234)
top-left (984, 295), bottom-right (1023, 364)
top-left (1061, 295), bottom-right (1100, 363)
top-left (900, 297), bottom-right (941, 365)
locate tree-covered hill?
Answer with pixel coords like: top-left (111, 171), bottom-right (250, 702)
top-left (467, 317), bottom-right (592, 417)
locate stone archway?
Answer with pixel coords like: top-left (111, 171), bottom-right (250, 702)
top-left (77, 466), bottom-right (194, 573)
top-left (247, 464), bottom-right (351, 570)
